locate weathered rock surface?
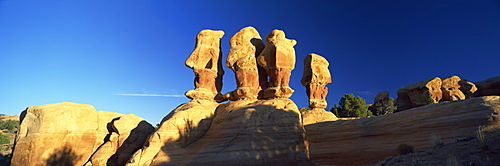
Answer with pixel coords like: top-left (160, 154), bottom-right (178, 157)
top-left (128, 99), bottom-right (312, 166)
top-left (475, 76), bottom-right (500, 97)
top-left (225, 26), bottom-right (265, 100)
top-left (374, 91), bottom-right (390, 103)
top-left (301, 53), bottom-right (331, 109)
top-left (12, 102), bottom-right (153, 166)
top-left (440, 76), bottom-right (466, 101)
top-left (86, 114), bottom-right (155, 166)
top-left (305, 96), bottom-right (500, 165)
top-left (257, 29), bottom-right (297, 99)
top-left (459, 78), bottom-right (477, 99)
top-left (126, 99), bottom-right (219, 165)
top-left (301, 108), bottom-right (337, 125)
top-left (185, 29), bottom-right (225, 102)
top-left (396, 77), bottom-right (442, 111)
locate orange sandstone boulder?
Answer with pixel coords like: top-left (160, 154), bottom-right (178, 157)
top-left (396, 77), bottom-right (442, 111)
top-left (440, 76), bottom-right (466, 101)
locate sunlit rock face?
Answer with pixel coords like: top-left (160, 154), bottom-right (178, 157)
top-left (396, 77), bottom-right (442, 111)
top-left (185, 29), bottom-right (226, 102)
top-left (475, 76), bottom-right (500, 97)
top-left (224, 26), bottom-right (265, 100)
top-left (11, 102), bottom-right (153, 166)
top-left (257, 29), bottom-right (297, 99)
top-left (459, 78), bottom-right (477, 99)
top-left (440, 76), bottom-right (466, 101)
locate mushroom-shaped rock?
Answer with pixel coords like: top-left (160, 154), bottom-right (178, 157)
top-left (224, 26), bottom-right (265, 100)
top-left (300, 53), bottom-right (331, 109)
top-left (185, 30), bottom-right (225, 102)
top-left (257, 29), bottom-right (297, 98)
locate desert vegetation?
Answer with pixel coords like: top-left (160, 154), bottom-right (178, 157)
top-left (330, 93), bottom-right (372, 118)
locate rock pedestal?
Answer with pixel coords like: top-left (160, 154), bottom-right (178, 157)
top-left (224, 26), bottom-right (265, 100)
top-left (185, 30), bottom-right (225, 102)
top-left (257, 30), bottom-right (297, 99)
top-left (300, 53), bottom-right (331, 109)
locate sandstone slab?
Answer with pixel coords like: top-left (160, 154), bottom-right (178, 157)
top-left (306, 96), bottom-right (500, 165)
top-left (475, 76), bottom-right (500, 97)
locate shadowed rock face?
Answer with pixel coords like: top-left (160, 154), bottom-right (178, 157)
top-left (441, 76), bottom-right (465, 101)
top-left (127, 99), bottom-right (312, 166)
top-left (475, 76), bottom-right (500, 97)
top-left (257, 29), bottom-right (297, 99)
top-left (11, 102), bottom-right (154, 166)
top-left (459, 79), bottom-right (477, 99)
top-left (225, 26), bottom-right (265, 100)
top-left (396, 77), bottom-right (442, 111)
top-left (185, 30), bottom-right (225, 102)
top-left (306, 96), bottom-right (500, 166)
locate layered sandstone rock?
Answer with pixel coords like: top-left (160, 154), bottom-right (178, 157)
top-left (301, 108), bottom-right (337, 125)
top-left (257, 30), bottom-right (297, 99)
top-left (185, 30), bottom-right (225, 102)
top-left (459, 79), bottom-right (477, 99)
top-left (224, 26), bottom-right (265, 100)
top-left (300, 53), bottom-right (331, 109)
top-left (128, 99), bottom-right (312, 166)
top-left (306, 96), bottom-right (500, 165)
top-left (440, 76), bottom-right (466, 101)
top-left (126, 99), bottom-right (219, 165)
top-left (11, 102), bottom-right (153, 166)
top-left (475, 76), bottom-right (500, 97)
top-left (396, 77), bottom-right (442, 111)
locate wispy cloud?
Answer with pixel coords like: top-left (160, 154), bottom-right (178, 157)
top-left (115, 94), bottom-right (184, 97)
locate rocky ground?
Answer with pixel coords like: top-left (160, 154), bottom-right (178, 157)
top-left (375, 126), bottom-right (500, 166)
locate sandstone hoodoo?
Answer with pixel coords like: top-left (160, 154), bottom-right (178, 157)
top-left (185, 30), bottom-right (225, 102)
top-left (440, 76), bottom-right (466, 101)
top-left (459, 78), bottom-right (478, 99)
top-left (224, 26), bottom-right (266, 100)
top-left (11, 102), bottom-right (154, 166)
top-left (257, 29), bottom-right (297, 99)
top-left (300, 53), bottom-right (337, 125)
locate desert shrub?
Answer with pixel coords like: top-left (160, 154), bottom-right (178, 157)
top-left (475, 126), bottom-right (489, 150)
top-left (427, 95), bottom-right (435, 104)
top-left (0, 134), bottom-right (9, 144)
top-left (0, 120), bottom-right (18, 132)
top-left (431, 134), bottom-right (444, 148)
top-left (299, 108), bottom-right (309, 113)
top-left (369, 97), bottom-right (397, 116)
top-left (396, 143), bottom-right (414, 155)
top-left (331, 94), bottom-right (371, 118)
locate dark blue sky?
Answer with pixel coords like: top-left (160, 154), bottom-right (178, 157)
top-left (1, 1), bottom-right (499, 124)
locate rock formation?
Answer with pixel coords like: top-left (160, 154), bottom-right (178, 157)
top-left (185, 29), bottom-right (225, 102)
top-left (300, 53), bottom-right (331, 109)
top-left (374, 91), bottom-right (390, 104)
top-left (306, 96), bottom-right (500, 165)
top-left (11, 102), bottom-right (154, 166)
top-left (300, 53), bottom-right (337, 125)
top-left (257, 29), bottom-right (297, 99)
top-left (475, 76), bottom-right (500, 97)
top-left (459, 78), bottom-right (477, 99)
top-left (224, 26), bottom-right (265, 100)
top-left (396, 77), bottom-right (442, 111)
top-left (440, 76), bottom-right (466, 101)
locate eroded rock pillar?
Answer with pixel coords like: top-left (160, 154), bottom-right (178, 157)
top-left (441, 76), bottom-right (466, 101)
top-left (301, 53), bottom-right (331, 109)
top-left (224, 26), bottom-right (265, 100)
top-left (257, 29), bottom-right (296, 98)
top-left (185, 30), bottom-right (225, 102)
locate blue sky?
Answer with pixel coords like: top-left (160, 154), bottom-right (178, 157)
top-left (1, 1), bottom-right (499, 124)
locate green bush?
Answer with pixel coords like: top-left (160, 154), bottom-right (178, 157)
top-left (0, 134), bottom-right (9, 144)
top-left (397, 143), bottom-right (414, 155)
top-left (369, 97), bottom-right (397, 116)
top-left (331, 94), bottom-right (371, 118)
top-left (0, 120), bottom-right (19, 132)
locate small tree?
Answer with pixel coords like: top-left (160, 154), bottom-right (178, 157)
top-left (331, 94), bottom-right (371, 117)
